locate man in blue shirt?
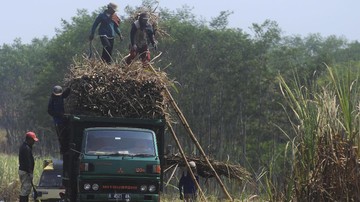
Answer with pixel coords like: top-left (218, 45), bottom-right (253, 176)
top-left (89, 3), bottom-right (123, 64)
top-left (178, 161), bottom-right (199, 202)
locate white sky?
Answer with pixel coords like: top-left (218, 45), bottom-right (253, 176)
top-left (1, 0), bottom-right (359, 44)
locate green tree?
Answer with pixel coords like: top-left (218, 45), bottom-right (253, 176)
top-left (0, 39), bottom-right (49, 152)
top-left (209, 10), bottom-right (233, 30)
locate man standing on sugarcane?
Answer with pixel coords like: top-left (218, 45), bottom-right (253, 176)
top-left (18, 131), bottom-right (39, 202)
top-left (125, 12), bottom-right (157, 65)
top-left (89, 2), bottom-right (123, 64)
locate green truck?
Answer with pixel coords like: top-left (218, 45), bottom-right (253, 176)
top-left (63, 115), bottom-right (166, 202)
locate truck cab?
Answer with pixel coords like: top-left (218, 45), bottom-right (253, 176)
top-left (63, 115), bottom-right (165, 202)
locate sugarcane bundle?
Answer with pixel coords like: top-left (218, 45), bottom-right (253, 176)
top-left (64, 58), bottom-right (171, 119)
top-left (165, 154), bottom-right (252, 183)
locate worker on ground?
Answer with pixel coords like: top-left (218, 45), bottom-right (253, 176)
top-left (18, 131), bottom-right (39, 202)
top-left (178, 161), bottom-right (199, 202)
top-left (125, 12), bottom-right (157, 65)
top-left (89, 2), bottom-right (123, 64)
top-left (47, 85), bottom-right (71, 155)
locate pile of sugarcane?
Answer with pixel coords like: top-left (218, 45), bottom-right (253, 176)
top-left (64, 58), bottom-right (171, 119)
top-left (165, 154), bottom-right (252, 182)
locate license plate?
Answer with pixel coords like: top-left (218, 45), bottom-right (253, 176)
top-left (108, 193), bottom-right (123, 199)
top-left (109, 193), bottom-right (130, 200)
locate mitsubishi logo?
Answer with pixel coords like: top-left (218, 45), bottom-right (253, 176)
top-left (117, 167), bottom-right (124, 173)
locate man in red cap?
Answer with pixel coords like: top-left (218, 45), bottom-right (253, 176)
top-left (18, 131), bottom-right (38, 202)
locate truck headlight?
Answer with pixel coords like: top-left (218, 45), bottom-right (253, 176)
top-left (149, 185), bottom-right (156, 192)
top-left (140, 185), bottom-right (147, 192)
top-left (84, 183), bottom-right (91, 190)
top-left (92, 183), bottom-right (99, 191)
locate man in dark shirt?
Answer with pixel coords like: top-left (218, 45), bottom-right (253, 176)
top-left (125, 12), bottom-right (157, 65)
top-left (18, 131), bottom-right (39, 202)
top-left (48, 85), bottom-right (72, 179)
top-left (178, 161), bottom-right (199, 202)
top-left (48, 85), bottom-right (71, 154)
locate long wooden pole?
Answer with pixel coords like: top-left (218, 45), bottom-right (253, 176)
top-left (149, 64), bottom-right (233, 201)
top-left (167, 121), bottom-right (207, 201)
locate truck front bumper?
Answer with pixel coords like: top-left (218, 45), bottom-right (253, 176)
top-left (77, 192), bottom-right (159, 202)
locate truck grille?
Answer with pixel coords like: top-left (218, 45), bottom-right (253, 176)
top-left (79, 179), bottom-right (159, 194)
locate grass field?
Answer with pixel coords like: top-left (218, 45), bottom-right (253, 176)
top-left (0, 153), bottom-right (47, 201)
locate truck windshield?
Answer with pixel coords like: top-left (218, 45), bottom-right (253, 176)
top-left (38, 170), bottom-right (63, 187)
top-left (85, 129), bottom-right (156, 156)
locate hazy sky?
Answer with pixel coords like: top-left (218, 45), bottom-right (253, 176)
top-left (1, 0), bottom-right (359, 44)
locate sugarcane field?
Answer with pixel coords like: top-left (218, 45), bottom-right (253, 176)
top-left (2, 1), bottom-right (360, 202)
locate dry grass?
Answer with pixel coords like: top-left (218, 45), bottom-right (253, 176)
top-left (0, 154), bottom-right (44, 201)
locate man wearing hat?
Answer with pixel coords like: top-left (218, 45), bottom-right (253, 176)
top-left (178, 161), bottom-right (199, 202)
top-left (47, 85), bottom-right (71, 154)
top-left (125, 12), bottom-right (157, 65)
top-left (89, 2), bottom-right (123, 64)
top-left (18, 131), bottom-right (39, 202)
